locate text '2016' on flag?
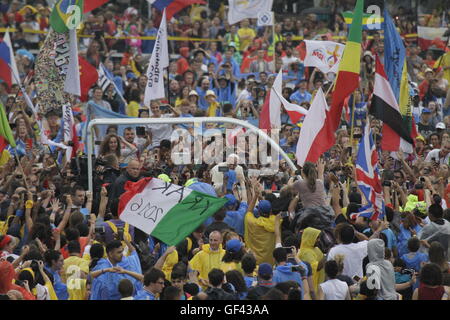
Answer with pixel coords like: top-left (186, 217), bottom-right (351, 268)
top-left (119, 178), bottom-right (227, 246)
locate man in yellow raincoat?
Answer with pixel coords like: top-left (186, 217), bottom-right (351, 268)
top-left (189, 231), bottom-right (225, 287)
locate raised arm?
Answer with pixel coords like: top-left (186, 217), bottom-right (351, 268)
top-left (57, 195), bottom-right (72, 231)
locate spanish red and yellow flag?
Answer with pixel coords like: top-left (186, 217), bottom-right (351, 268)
top-left (304, 0), bottom-right (363, 162)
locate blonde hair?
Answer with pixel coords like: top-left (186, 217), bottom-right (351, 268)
top-left (334, 254), bottom-right (345, 273)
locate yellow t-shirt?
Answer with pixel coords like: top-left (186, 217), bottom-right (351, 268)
top-left (127, 101), bottom-right (140, 118)
top-left (237, 28), bottom-right (256, 52)
top-left (62, 256), bottom-right (90, 284)
top-left (207, 101), bottom-right (220, 117)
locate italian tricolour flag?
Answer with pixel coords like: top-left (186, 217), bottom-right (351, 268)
top-left (119, 178), bottom-right (227, 245)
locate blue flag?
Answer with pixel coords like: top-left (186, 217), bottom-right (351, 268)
top-left (383, 8), bottom-right (406, 103)
top-left (83, 101), bottom-right (133, 153)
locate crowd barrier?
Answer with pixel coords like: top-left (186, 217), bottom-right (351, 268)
top-left (0, 27), bottom-right (418, 42)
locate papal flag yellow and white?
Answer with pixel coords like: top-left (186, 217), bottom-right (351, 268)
top-left (228, 0), bottom-right (273, 25)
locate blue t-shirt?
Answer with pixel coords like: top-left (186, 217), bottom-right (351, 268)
top-left (224, 201), bottom-right (249, 236)
top-left (289, 90), bottom-right (312, 105)
top-left (134, 289), bottom-right (157, 300)
top-left (401, 252), bottom-right (429, 272)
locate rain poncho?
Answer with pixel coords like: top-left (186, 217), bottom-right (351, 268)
top-left (189, 244), bottom-right (225, 282)
top-left (298, 227), bottom-right (325, 292)
top-left (366, 239), bottom-right (398, 300)
top-left (418, 219), bottom-right (450, 257)
top-left (400, 194), bottom-right (427, 215)
top-left (244, 212), bottom-right (276, 265)
top-left (90, 250), bottom-right (143, 300)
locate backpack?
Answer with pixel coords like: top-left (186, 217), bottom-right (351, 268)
top-left (318, 227), bottom-right (336, 254)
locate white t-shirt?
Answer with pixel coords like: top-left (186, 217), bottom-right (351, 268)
top-left (147, 114), bottom-right (173, 149)
top-left (320, 279), bottom-right (349, 300)
top-left (327, 240), bottom-right (368, 278)
top-left (425, 149), bottom-right (450, 165)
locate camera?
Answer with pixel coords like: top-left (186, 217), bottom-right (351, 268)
top-left (291, 265), bottom-right (305, 273)
top-left (95, 226), bottom-right (105, 234)
top-left (280, 211), bottom-right (290, 219)
top-left (382, 180), bottom-right (392, 187)
top-left (117, 227), bottom-right (124, 241)
top-left (282, 246), bottom-right (293, 254)
top-left (401, 268), bottom-right (415, 276)
top-left (136, 126), bottom-right (146, 136)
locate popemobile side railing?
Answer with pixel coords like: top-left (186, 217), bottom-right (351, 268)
top-left (87, 117), bottom-right (297, 194)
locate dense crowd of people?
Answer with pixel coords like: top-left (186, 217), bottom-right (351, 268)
top-left (1, 0), bottom-right (450, 301)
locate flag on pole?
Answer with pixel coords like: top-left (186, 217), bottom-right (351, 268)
top-left (257, 11), bottom-right (274, 27)
top-left (98, 63), bottom-right (127, 106)
top-left (228, 0), bottom-right (273, 25)
top-left (119, 178), bottom-right (227, 245)
top-left (383, 9), bottom-right (406, 103)
top-left (259, 69), bottom-right (282, 130)
top-left (417, 26), bottom-right (448, 51)
top-left (83, 0), bottom-right (109, 13)
top-left (152, 0), bottom-right (206, 20)
top-left (398, 61), bottom-right (418, 143)
top-left (144, 9), bottom-right (169, 105)
top-left (295, 87), bottom-right (328, 166)
top-left (343, 11), bottom-right (384, 30)
top-left (272, 88), bottom-right (308, 124)
top-left (309, 0), bottom-right (363, 160)
top-left (0, 32), bottom-right (16, 88)
top-left (302, 40), bottom-right (345, 74)
top-left (355, 123), bottom-right (385, 221)
top-left (79, 56), bottom-right (99, 102)
top-left (50, 0), bottom-right (84, 33)
top-left (62, 103), bottom-right (79, 162)
top-left (35, 30), bottom-right (72, 115)
top-left (1, 30), bottom-right (20, 86)
top-left (369, 56), bottom-right (413, 153)
top-left (0, 100), bottom-right (16, 153)
top-left (64, 29), bottom-right (81, 96)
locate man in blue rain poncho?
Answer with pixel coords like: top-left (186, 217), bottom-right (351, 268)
top-left (90, 239), bottom-right (144, 300)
